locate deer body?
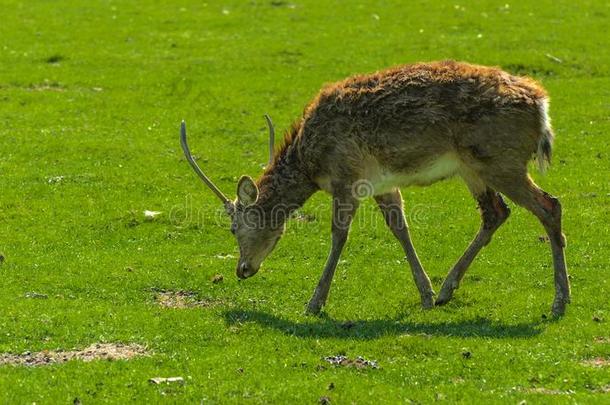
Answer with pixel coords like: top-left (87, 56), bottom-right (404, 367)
top-left (182, 60), bottom-right (569, 317)
top-left (282, 61), bottom-right (548, 193)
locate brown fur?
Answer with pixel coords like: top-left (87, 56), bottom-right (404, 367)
top-left (265, 60), bottom-right (548, 192)
top-left (230, 60), bottom-right (568, 316)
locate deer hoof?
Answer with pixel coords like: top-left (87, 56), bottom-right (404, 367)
top-left (306, 301), bottom-right (323, 315)
top-left (551, 299), bottom-right (567, 317)
top-left (435, 291), bottom-right (453, 306)
top-left (436, 281), bottom-right (457, 306)
top-left (421, 293), bottom-right (435, 309)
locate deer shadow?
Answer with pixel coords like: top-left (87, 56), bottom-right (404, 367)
top-left (222, 309), bottom-right (545, 340)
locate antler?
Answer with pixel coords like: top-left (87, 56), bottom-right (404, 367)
top-left (264, 114), bottom-right (275, 165)
top-left (180, 121), bottom-right (231, 206)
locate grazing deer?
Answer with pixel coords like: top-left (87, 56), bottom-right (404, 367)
top-left (181, 60), bottom-right (569, 316)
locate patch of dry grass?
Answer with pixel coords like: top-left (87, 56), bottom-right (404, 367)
top-left (581, 358), bottom-right (610, 368)
top-left (153, 290), bottom-right (220, 309)
top-left (0, 343), bottom-right (148, 367)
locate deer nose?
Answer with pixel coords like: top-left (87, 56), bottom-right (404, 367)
top-left (237, 262), bottom-right (247, 279)
top-left (237, 260), bottom-right (261, 279)
top-left (237, 262), bottom-right (255, 279)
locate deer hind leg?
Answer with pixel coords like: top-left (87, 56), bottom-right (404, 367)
top-left (375, 190), bottom-right (435, 308)
top-left (436, 173), bottom-right (510, 305)
top-left (306, 193), bottom-right (359, 315)
top-left (484, 173), bottom-right (569, 316)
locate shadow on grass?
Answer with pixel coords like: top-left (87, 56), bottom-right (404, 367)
top-left (222, 310), bottom-right (544, 340)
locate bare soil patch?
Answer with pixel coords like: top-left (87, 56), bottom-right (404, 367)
top-left (153, 289), bottom-right (219, 309)
top-left (29, 82), bottom-right (66, 92)
top-left (0, 343), bottom-right (148, 367)
top-left (324, 355), bottom-right (378, 369)
top-left (24, 292), bottom-right (48, 299)
top-left (525, 387), bottom-right (574, 395)
top-left (149, 377), bottom-right (185, 385)
top-left (582, 357), bottom-right (610, 368)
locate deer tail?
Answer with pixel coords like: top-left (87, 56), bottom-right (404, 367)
top-left (537, 99), bottom-right (554, 173)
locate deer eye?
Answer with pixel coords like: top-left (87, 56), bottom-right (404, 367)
top-left (230, 224), bottom-right (237, 235)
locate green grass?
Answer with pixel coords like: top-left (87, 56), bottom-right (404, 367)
top-left (0, 0), bottom-right (609, 403)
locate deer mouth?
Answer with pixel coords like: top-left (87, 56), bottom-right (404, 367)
top-left (236, 262), bottom-right (259, 279)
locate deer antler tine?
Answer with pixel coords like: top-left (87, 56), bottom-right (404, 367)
top-left (264, 114), bottom-right (275, 165)
top-left (180, 121), bottom-right (231, 205)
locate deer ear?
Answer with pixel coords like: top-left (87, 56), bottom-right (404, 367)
top-left (237, 176), bottom-right (258, 206)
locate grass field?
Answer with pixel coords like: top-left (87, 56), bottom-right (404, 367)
top-left (0, 0), bottom-right (609, 403)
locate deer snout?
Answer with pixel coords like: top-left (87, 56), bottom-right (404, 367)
top-left (236, 260), bottom-right (259, 279)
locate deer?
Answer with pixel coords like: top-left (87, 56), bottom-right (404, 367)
top-left (180, 60), bottom-right (570, 317)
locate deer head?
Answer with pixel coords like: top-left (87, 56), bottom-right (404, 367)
top-left (180, 118), bottom-right (282, 279)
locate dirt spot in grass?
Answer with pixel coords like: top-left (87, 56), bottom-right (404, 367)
top-left (214, 254), bottom-right (235, 260)
top-left (525, 387), bottom-right (574, 395)
top-left (324, 355), bottom-right (378, 369)
top-left (24, 292), bottom-right (48, 299)
top-left (149, 376), bottom-right (184, 385)
top-left (0, 343), bottom-right (148, 367)
top-left (153, 289), bottom-right (219, 309)
top-left (1, 82), bottom-right (102, 94)
top-left (594, 336), bottom-right (610, 344)
top-left (29, 81), bottom-right (66, 92)
top-left (47, 175), bottom-right (66, 184)
top-left (581, 357), bottom-right (610, 368)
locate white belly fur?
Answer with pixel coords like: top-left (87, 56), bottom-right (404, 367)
top-left (365, 153), bottom-right (460, 195)
top-left (314, 153), bottom-right (461, 196)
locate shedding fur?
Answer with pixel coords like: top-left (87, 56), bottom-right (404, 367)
top-left (265, 61), bottom-right (552, 185)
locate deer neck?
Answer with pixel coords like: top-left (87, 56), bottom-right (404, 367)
top-left (255, 145), bottom-right (318, 227)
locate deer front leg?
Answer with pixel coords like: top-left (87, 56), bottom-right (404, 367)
top-left (306, 194), bottom-right (358, 315)
top-left (375, 190), bottom-right (435, 308)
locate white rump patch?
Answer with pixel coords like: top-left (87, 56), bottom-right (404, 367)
top-left (540, 98), bottom-right (551, 133)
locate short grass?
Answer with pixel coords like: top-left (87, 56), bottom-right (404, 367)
top-left (0, 0), bottom-right (609, 403)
